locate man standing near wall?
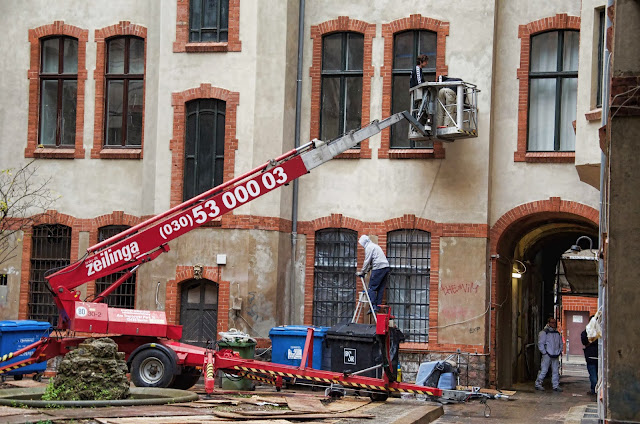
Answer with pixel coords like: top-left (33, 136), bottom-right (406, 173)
top-left (535, 317), bottom-right (564, 392)
top-left (581, 316), bottom-right (598, 396)
top-left (356, 235), bottom-right (390, 314)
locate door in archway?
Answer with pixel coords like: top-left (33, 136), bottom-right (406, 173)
top-left (565, 310), bottom-right (590, 359)
top-left (180, 279), bottom-right (218, 347)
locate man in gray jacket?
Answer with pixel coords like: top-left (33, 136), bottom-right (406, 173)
top-left (356, 235), bottom-right (390, 313)
top-left (535, 317), bottom-right (564, 391)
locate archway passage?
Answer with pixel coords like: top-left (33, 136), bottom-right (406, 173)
top-left (491, 201), bottom-right (598, 389)
top-left (179, 279), bottom-right (219, 347)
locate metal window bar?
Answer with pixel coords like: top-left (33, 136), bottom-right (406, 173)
top-left (189, 0), bottom-right (229, 43)
top-left (95, 225), bottom-right (137, 309)
top-left (387, 230), bottom-right (431, 343)
top-left (29, 224), bottom-right (72, 326)
top-left (312, 229), bottom-right (358, 327)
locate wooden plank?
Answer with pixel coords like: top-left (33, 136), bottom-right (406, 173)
top-left (1, 413), bottom-right (64, 424)
top-left (41, 405), bottom-right (210, 419)
top-left (213, 410), bottom-right (374, 420)
top-left (0, 406), bottom-right (41, 417)
top-left (285, 396), bottom-right (328, 412)
top-left (456, 385), bottom-right (517, 396)
top-left (4, 379), bottom-right (47, 388)
top-left (97, 417), bottom-right (292, 424)
top-left (324, 398), bottom-right (371, 412)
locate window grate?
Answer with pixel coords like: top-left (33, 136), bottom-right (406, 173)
top-left (95, 225), bottom-right (137, 309)
top-left (312, 229), bottom-right (357, 327)
top-left (189, 0), bottom-right (229, 43)
top-left (387, 230), bottom-right (431, 343)
top-left (29, 224), bottom-right (72, 325)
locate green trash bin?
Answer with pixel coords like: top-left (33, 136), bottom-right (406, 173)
top-left (218, 339), bottom-right (256, 391)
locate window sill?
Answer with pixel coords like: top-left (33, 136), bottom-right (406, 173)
top-left (96, 148), bottom-right (142, 160)
top-left (31, 147), bottom-right (77, 159)
top-left (523, 151), bottom-right (575, 163)
top-left (388, 149), bottom-right (436, 159)
top-left (585, 108), bottom-right (602, 122)
top-left (184, 42), bottom-right (230, 53)
top-left (333, 149), bottom-right (369, 159)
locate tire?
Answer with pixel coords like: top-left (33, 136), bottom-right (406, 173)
top-left (170, 368), bottom-right (201, 390)
top-left (13, 375), bottom-right (23, 381)
top-left (130, 349), bottom-right (176, 388)
top-left (369, 391), bottom-right (389, 402)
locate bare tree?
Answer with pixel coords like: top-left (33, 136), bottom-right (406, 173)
top-left (0, 160), bottom-right (58, 267)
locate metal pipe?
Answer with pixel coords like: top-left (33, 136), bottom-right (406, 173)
top-left (290, 0), bottom-right (305, 324)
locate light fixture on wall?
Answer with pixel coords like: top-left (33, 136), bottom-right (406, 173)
top-left (570, 235), bottom-right (593, 253)
top-left (512, 259), bottom-right (526, 279)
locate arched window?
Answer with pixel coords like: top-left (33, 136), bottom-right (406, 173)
top-left (29, 224), bottom-right (72, 325)
top-left (391, 30), bottom-right (436, 148)
top-left (183, 99), bottom-right (226, 200)
top-left (527, 30), bottom-right (579, 152)
top-left (95, 225), bottom-right (136, 308)
top-left (320, 32), bottom-right (363, 141)
top-left (387, 229), bottom-right (431, 342)
top-left (313, 229), bottom-right (357, 326)
top-left (39, 36), bottom-right (78, 147)
top-left (105, 36), bottom-right (145, 147)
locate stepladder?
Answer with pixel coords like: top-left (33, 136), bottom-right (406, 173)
top-left (352, 276), bottom-right (377, 323)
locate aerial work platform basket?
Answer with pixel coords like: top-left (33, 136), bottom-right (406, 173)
top-left (409, 80), bottom-right (479, 142)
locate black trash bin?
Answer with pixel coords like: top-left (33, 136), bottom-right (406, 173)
top-left (323, 322), bottom-right (404, 380)
top-left (323, 322), bottom-right (382, 378)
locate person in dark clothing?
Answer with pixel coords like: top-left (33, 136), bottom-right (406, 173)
top-left (410, 55), bottom-right (429, 88)
top-left (581, 315), bottom-right (598, 395)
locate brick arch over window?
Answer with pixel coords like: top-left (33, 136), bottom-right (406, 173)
top-left (165, 265), bottom-right (230, 334)
top-left (18, 210), bottom-right (80, 319)
top-left (26, 21), bottom-right (88, 159)
top-left (92, 21), bottom-right (148, 159)
top-left (170, 84), bottom-right (239, 208)
top-left (515, 14), bottom-right (580, 163)
top-left (380, 15), bottom-right (449, 160)
top-left (309, 17), bottom-right (375, 159)
top-left (487, 197), bottom-right (598, 385)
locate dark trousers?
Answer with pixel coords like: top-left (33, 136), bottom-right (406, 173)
top-left (587, 362), bottom-right (598, 394)
top-left (367, 267), bottom-right (390, 311)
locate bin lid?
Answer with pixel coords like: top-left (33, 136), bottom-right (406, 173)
top-left (0, 320), bottom-right (52, 332)
top-left (326, 322), bottom-right (377, 339)
top-left (269, 325), bottom-right (329, 338)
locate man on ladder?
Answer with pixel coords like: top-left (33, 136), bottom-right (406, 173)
top-left (356, 235), bottom-right (390, 316)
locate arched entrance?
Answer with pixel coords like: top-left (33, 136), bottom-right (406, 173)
top-left (179, 279), bottom-right (219, 347)
top-left (490, 199), bottom-right (598, 388)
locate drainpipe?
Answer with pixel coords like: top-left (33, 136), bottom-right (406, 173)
top-left (290, 0), bottom-right (305, 324)
top-left (598, 1), bottom-right (613, 418)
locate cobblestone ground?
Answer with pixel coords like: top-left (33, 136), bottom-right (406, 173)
top-left (433, 362), bottom-right (597, 423)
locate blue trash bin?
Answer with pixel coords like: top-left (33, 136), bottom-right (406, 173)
top-left (0, 320), bottom-right (51, 378)
top-left (269, 326), bottom-right (328, 370)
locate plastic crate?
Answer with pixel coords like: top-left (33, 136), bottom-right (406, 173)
top-left (0, 320), bottom-right (51, 378)
top-left (269, 325), bottom-right (328, 370)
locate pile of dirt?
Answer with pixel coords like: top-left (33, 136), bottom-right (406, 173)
top-left (43, 338), bottom-right (130, 401)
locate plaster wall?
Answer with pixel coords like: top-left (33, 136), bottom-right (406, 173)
top-left (438, 237), bottom-right (487, 345)
top-left (489, 0), bottom-right (600, 226)
top-left (296, 0), bottom-right (496, 224)
top-left (575, 0), bottom-right (607, 188)
top-left (136, 228), bottom-right (298, 336)
top-left (0, 233), bottom-right (23, 319)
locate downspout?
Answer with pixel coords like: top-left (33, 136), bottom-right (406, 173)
top-left (598, 1), bottom-right (613, 418)
top-left (290, 0), bottom-right (305, 324)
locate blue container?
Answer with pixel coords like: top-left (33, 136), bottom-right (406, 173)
top-left (269, 325), bottom-right (329, 370)
top-left (0, 320), bottom-right (52, 376)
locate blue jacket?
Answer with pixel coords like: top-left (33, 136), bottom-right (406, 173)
top-left (538, 325), bottom-right (563, 357)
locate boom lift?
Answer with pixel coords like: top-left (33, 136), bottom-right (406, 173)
top-left (0, 82), bottom-right (500, 404)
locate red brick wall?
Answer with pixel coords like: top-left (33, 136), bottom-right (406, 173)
top-left (515, 14), bottom-right (580, 163)
top-left (173, 0), bottom-right (241, 53)
top-left (25, 21), bottom-right (88, 159)
top-left (309, 17), bottom-right (375, 159)
top-left (298, 213), bottom-right (488, 354)
top-left (379, 15), bottom-right (449, 160)
top-left (170, 84), bottom-right (239, 208)
top-left (488, 197), bottom-right (599, 386)
top-left (91, 22), bottom-right (147, 160)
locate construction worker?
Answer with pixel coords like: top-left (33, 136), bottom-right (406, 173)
top-left (410, 54), bottom-right (429, 88)
top-left (535, 317), bottom-right (564, 392)
top-left (356, 235), bottom-right (390, 313)
top-left (581, 316), bottom-right (599, 395)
